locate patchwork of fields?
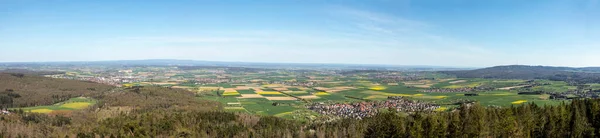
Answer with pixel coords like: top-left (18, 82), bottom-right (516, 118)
top-left (189, 76), bottom-right (575, 118)
top-left (53, 69), bottom-right (583, 120)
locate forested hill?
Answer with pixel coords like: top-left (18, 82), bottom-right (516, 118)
top-left (441, 65), bottom-right (600, 83)
top-left (0, 73), bottom-right (113, 108)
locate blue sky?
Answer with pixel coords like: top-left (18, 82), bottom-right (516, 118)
top-left (0, 0), bottom-right (598, 67)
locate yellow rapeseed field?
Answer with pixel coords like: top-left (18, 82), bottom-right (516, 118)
top-left (122, 83), bottom-right (133, 87)
top-left (222, 92), bottom-right (240, 96)
top-left (434, 96), bottom-right (448, 99)
top-left (61, 102), bottom-right (92, 109)
top-left (30, 109), bottom-right (54, 113)
top-left (369, 86), bottom-right (387, 91)
top-left (512, 100), bottom-right (527, 104)
top-left (435, 107), bottom-right (448, 111)
top-left (257, 91), bottom-right (282, 95)
top-left (315, 92), bottom-right (330, 96)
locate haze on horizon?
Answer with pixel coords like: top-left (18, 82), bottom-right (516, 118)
top-left (1, 0), bottom-right (599, 67)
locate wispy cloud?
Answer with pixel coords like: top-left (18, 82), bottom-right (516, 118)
top-left (91, 7), bottom-right (500, 66)
top-left (334, 7), bottom-right (430, 29)
top-left (328, 7), bottom-right (499, 64)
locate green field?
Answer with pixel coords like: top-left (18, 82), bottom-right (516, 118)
top-left (529, 80), bottom-right (577, 92)
top-left (284, 91), bottom-right (313, 96)
top-left (237, 89), bottom-right (256, 94)
top-left (287, 87), bottom-right (302, 91)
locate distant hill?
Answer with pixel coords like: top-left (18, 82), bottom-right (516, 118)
top-left (0, 59), bottom-right (468, 71)
top-left (441, 65), bottom-right (600, 83)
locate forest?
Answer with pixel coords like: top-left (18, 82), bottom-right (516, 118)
top-left (0, 73), bottom-right (112, 108)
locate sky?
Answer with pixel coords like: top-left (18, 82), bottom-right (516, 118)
top-left (0, 0), bottom-right (599, 67)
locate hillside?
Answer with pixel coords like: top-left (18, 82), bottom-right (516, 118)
top-left (0, 73), bottom-right (113, 108)
top-left (99, 86), bottom-right (221, 111)
top-left (441, 65), bottom-right (600, 83)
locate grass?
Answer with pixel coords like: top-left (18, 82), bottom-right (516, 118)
top-left (443, 82), bottom-right (481, 88)
top-left (587, 83), bottom-right (600, 89)
top-left (261, 88), bottom-right (277, 91)
top-left (527, 80), bottom-right (577, 93)
top-left (363, 91), bottom-right (413, 97)
top-left (287, 87), bottom-right (302, 91)
top-left (202, 96), bottom-right (301, 116)
top-left (200, 83), bottom-right (235, 88)
top-left (237, 89), bottom-right (256, 94)
top-left (313, 93), bottom-right (354, 102)
top-left (285, 91), bottom-right (313, 96)
top-left (224, 107), bottom-right (245, 110)
top-left (432, 78), bottom-right (523, 89)
top-left (274, 111), bottom-right (294, 117)
top-left (239, 98), bottom-right (297, 115)
top-left (224, 90), bottom-right (238, 92)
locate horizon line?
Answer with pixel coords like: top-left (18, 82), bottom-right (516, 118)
top-left (2, 59), bottom-right (599, 68)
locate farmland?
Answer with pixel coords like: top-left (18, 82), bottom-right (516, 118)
top-left (72, 66), bottom-right (593, 120)
top-left (26, 65), bottom-right (600, 120)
